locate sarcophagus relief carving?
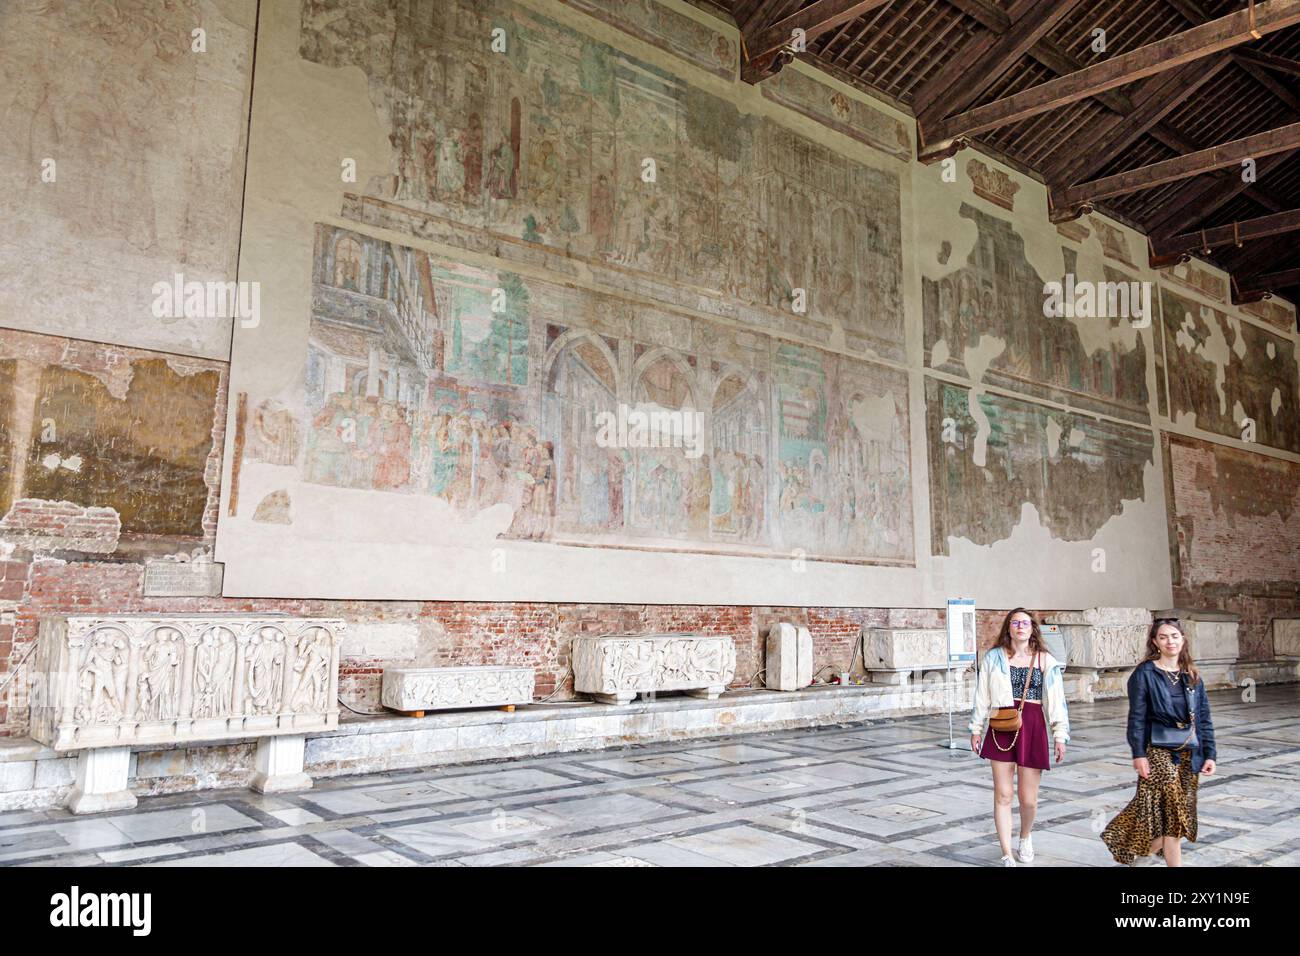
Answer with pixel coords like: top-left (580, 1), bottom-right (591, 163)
top-left (29, 615), bottom-right (345, 751)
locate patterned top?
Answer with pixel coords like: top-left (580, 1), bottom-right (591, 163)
top-left (1009, 665), bottom-right (1043, 702)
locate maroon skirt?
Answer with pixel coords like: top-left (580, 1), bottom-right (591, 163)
top-left (980, 701), bottom-right (1050, 770)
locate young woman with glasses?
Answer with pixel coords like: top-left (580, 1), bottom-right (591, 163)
top-left (1101, 617), bottom-right (1217, 866)
top-left (969, 608), bottom-right (1070, 866)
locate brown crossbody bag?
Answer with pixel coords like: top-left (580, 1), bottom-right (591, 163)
top-left (987, 651), bottom-right (1039, 749)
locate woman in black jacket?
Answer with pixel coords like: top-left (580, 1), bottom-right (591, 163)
top-left (1101, 617), bottom-right (1217, 866)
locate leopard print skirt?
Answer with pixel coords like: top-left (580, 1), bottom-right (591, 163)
top-left (1101, 745), bottom-right (1199, 865)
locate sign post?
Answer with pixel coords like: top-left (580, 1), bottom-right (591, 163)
top-left (943, 598), bottom-right (977, 752)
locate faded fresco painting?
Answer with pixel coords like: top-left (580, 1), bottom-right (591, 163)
top-left (926, 378), bottom-right (1152, 555)
top-left (0, 330), bottom-right (221, 537)
top-left (760, 65), bottom-right (911, 161)
top-left (556, 0), bottom-right (736, 77)
top-left (922, 204), bottom-right (1149, 423)
top-left (299, 0), bottom-right (904, 361)
top-left (293, 225), bottom-right (913, 564)
top-left (1160, 288), bottom-right (1300, 453)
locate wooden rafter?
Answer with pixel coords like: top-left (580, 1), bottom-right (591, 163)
top-left (910, 0), bottom-right (1048, 118)
top-left (1146, 151), bottom-right (1297, 236)
top-left (1050, 121), bottom-right (1300, 220)
top-left (1150, 206), bottom-right (1300, 258)
top-left (1048, 57), bottom-right (1232, 187)
top-left (743, 0), bottom-right (893, 82)
top-left (1233, 47), bottom-right (1300, 78)
top-left (920, 0), bottom-right (1300, 153)
top-left (1235, 265), bottom-right (1300, 297)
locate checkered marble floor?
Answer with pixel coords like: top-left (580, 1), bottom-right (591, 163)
top-left (3, 684), bottom-right (1298, 867)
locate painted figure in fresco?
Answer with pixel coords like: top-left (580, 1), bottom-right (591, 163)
top-left (193, 628), bottom-right (236, 719)
top-left (244, 627), bottom-right (286, 715)
top-left (462, 113), bottom-right (484, 197)
top-left (348, 396), bottom-right (381, 489)
top-left (688, 455), bottom-right (712, 535)
top-left (590, 173), bottom-right (615, 251)
top-left (419, 131), bottom-right (439, 201)
top-left (371, 403), bottom-right (413, 491)
top-left (486, 133), bottom-right (517, 199)
top-left (531, 139), bottom-right (560, 206)
top-left (437, 132), bottom-right (466, 194)
top-left (306, 393), bottom-right (351, 485)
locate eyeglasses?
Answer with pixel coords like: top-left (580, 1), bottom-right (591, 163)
top-left (1009, 620), bottom-right (1033, 629)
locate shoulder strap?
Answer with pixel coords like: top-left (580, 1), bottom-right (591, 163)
top-left (1015, 651), bottom-right (1039, 711)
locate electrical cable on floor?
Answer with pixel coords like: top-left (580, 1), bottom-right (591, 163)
top-left (337, 696), bottom-right (388, 717)
top-left (745, 667), bottom-right (766, 687)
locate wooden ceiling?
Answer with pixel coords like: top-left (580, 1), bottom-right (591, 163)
top-left (725, 0), bottom-right (1300, 317)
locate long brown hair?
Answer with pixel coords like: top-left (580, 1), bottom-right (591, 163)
top-left (994, 608), bottom-right (1049, 656)
top-left (1144, 617), bottom-right (1201, 686)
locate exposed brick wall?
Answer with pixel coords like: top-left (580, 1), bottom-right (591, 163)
top-left (1165, 434), bottom-right (1300, 661)
top-left (0, 500), bottom-right (121, 554)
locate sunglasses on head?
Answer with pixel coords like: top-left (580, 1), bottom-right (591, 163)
top-left (1154, 617), bottom-right (1181, 626)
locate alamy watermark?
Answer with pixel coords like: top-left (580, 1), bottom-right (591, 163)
top-left (151, 272), bottom-right (260, 328)
top-left (1042, 274), bottom-right (1151, 328)
top-left (593, 403), bottom-right (704, 459)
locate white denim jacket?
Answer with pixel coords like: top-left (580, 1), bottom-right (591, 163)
top-left (968, 646), bottom-right (1070, 744)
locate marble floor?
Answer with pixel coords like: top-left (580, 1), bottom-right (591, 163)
top-left (2, 684), bottom-right (1298, 867)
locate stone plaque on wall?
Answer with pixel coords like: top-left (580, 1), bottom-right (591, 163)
top-left (143, 552), bottom-right (225, 597)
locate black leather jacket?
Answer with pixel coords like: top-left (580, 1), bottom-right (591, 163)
top-left (1125, 660), bottom-right (1217, 773)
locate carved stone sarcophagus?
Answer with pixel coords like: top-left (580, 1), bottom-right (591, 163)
top-left (29, 615), bottom-right (345, 751)
top-left (381, 666), bottom-right (534, 713)
top-left (573, 634), bottom-right (737, 705)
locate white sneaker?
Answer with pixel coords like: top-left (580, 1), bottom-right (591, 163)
top-left (1000, 854), bottom-right (1017, 867)
top-left (1017, 835), bottom-right (1034, 863)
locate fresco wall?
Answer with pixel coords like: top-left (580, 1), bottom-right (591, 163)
top-left (0, 0), bottom-right (255, 359)
top-left (0, 328), bottom-right (223, 542)
top-left (1159, 288), bottom-right (1300, 453)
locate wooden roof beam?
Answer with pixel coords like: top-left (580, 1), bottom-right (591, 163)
top-left (920, 0), bottom-right (1300, 155)
top-left (1234, 265), bottom-right (1300, 300)
top-left (1233, 47), bottom-right (1300, 79)
top-left (743, 0), bottom-right (894, 76)
top-left (1049, 120), bottom-right (1300, 220)
top-left (1049, 57), bottom-right (1233, 187)
top-left (911, 0), bottom-right (1077, 120)
top-left (1150, 206), bottom-right (1300, 259)
top-left (1146, 151), bottom-right (1297, 235)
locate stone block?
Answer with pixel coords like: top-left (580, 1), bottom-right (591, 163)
top-left (381, 665), bottom-right (534, 713)
top-left (863, 628), bottom-right (953, 685)
top-left (766, 623), bottom-right (813, 692)
top-left (1273, 619), bottom-right (1300, 658)
top-left (573, 634), bottom-right (737, 705)
top-left (1049, 607), bottom-right (1152, 627)
top-left (0, 759), bottom-right (36, 793)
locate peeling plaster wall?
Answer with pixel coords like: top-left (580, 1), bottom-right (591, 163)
top-left (2, 0), bottom-right (1299, 739)
top-left (1166, 434), bottom-right (1300, 661)
top-left (0, 0), bottom-right (256, 359)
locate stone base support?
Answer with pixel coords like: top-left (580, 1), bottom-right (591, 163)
top-left (251, 735), bottom-right (312, 794)
top-left (67, 746), bottom-right (135, 815)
